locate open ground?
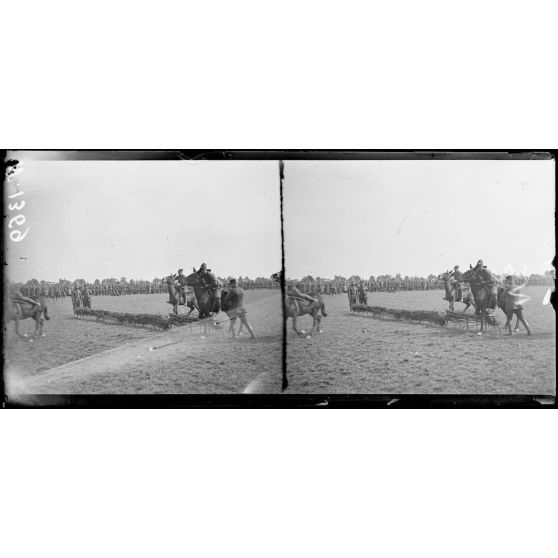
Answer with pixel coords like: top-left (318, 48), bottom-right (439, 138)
top-left (286, 286), bottom-right (555, 395)
top-left (5, 291), bottom-right (283, 395)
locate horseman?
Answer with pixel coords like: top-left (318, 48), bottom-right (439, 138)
top-left (6, 282), bottom-right (41, 308)
top-left (194, 263), bottom-right (222, 311)
top-left (286, 280), bottom-right (318, 304)
top-left (473, 259), bottom-right (499, 313)
top-left (449, 265), bottom-right (463, 301)
top-left (172, 268), bottom-right (188, 302)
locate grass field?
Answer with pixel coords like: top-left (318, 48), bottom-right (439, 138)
top-left (5, 291), bottom-right (283, 395)
top-left (286, 287), bottom-right (555, 395)
top-left (5, 287), bottom-right (554, 397)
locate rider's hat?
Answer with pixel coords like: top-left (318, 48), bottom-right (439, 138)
top-left (178, 268), bottom-right (183, 273)
top-left (229, 278), bottom-right (237, 285)
top-left (476, 259), bottom-right (483, 267)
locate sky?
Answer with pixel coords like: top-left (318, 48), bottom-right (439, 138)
top-left (5, 158), bottom-right (282, 283)
top-left (283, 160), bottom-right (555, 279)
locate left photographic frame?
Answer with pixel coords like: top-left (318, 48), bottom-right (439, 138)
top-left (3, 151), bottom-right (284, 404)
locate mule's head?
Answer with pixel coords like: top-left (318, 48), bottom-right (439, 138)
top-left (460, 268), bottom-right (476, 283)
top-left (182, 271), bottom-right (202, 286)
top-left (437, 271), bottom-right (450, 281)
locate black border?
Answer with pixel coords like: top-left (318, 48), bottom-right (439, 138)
top-left (2, 150), bottom-right (556, 408)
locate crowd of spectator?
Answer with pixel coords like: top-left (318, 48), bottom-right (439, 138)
top-left (12, 271), bottom-right (554, 300)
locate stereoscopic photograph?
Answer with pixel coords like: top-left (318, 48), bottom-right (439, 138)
top-left (4, 152), bottom-right (283, 398)
top-left (3, 151), bottom-right (556, 405)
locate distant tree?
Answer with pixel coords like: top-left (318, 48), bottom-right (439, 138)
top-left (348, 275), bottom-right (362, 283)
top-left (301, 275), bottom-right (315, 282)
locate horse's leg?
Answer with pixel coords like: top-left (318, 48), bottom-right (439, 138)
top-left (291, 315), bottom-right (305, 336)
top-left (316, 313), bottom-right (323, 334)
top-left (516, 310), bottom-right (532, 335)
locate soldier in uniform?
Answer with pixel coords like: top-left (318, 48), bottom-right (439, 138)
top-left (222, 278), bottom-right (255, 338)
top-left (473, 259), bottom-right (499, 313)
top-left (71, 285), bottom-right (82, 312)
top-left (449, 265), bottom-right (463, 301)
top-left (172, 268), bottom-right (188, 303)
top-left (358, 281), bottom-right (368, 305)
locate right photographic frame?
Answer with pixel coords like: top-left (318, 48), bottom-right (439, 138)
top-left (281, 152), bottom-right (556, 403)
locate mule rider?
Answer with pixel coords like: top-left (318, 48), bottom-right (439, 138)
top-left (7, 282), bottom-right (41, 308)
top-left (449, 265), bottom-right (463, 301)
top-left (194, 263), bottom-right (222, 309)
top-left (286, 280), bottom-right (318, 305)
top-left (223, 278), bottom-right (255, 338)
top-left (473, 259), bottom-right (499, 313)
top-left (173, 268), bottom-right (188, 301)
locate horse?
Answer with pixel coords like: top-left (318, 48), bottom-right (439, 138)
top-left (6, 297), bottom-right (50, 340)
top-left (437, 271), bottom-right (475, 313)
top-left (284, 293), bottom-right (327, 337)
top-left (164, 275), bottom-right (199, 316)
top-left (182, 271), bottom-right (222, 335)
top-left (460, 268), bottom-right (532, 335)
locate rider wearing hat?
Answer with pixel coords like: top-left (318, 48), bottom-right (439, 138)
top-left (474, 259), bottom-right (499, 313)
top-left (194, 262), bottom-right (221, 311)
top-left (7, 282), bottom-right (41, 308)
top-left (286, 280), bottom-right (318, 304)
top-left (449, 265), bottom-right (463, 301)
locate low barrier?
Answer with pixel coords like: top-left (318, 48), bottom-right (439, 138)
top-left (75, 308), bottom-right (199, 330)
top-left (350, 304), bottom-right (500, 330)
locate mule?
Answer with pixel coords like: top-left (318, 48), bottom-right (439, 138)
top-left (164, 275), bottom-right (199, 316)
top-left (284, 293), bottom-right (327, 337)
top-left (182, 271), bottom-right (222, 336)
top-left (460, 268), bottom-right (531, 335)
top-left (6, 297), bottom-right (50, 340)
top-left (437, 271), bottom-right (475, 313)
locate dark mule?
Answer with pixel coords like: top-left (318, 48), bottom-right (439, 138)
top-left (437, 271), bottom-right (475, 313)
top-left (284, 293), bottom-right (327, 337)
top-left (164, 275), bottom-right (199, 316)
top-left (6, 297), bottom-right (50, 340)
top-left (182, 271), bottom-right (222, 335)
top-left (460, 268), bottom-right (531, 335)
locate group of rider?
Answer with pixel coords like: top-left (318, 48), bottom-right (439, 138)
top-left (171, 264), bottom-right (254, 333)
top-left (446, 260), bottom-right (518, 314)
